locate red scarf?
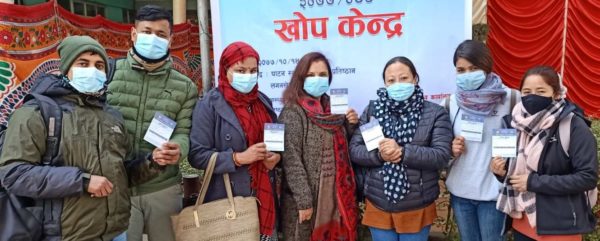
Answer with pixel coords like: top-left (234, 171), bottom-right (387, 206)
top-left (218, 42), bottom-right (275, 236)
top-left (298, 97), bottom-right (358, 241)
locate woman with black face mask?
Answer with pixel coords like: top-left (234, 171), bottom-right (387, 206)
top-left (491, 66), bottom-right (598, 241)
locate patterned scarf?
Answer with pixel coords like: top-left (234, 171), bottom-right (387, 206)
top-left (496, 99), bottom-right (565, 228)
top-left (218, 42), bottom-right (275, 237)
top-left (298, 97), bottom-right (358, 241)
top-left (456, 72), bottom-right (507, 116)
top-left (372, 86), bottom-right (425, 203)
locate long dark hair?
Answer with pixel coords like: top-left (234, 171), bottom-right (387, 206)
top-left (382, 56), bottom-right (419, 82)
top-left (282, 52), bottom-right (332, 105)
top-left (453, 40), bottom-right (493, 74)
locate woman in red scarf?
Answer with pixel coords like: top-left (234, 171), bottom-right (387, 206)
top-left (279, 52), bottom-right (359, 241)
top-left (188, 42), bottom-right (279, 240)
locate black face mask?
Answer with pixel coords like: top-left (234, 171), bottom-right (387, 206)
top-left (521, 94), bottom-right (553, 115)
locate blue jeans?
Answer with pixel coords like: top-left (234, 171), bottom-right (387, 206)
top-left (369, 225), bottom-right (431, 241)
top-left (112, 232), bottom-right (126, 241)
top-left (451, 194), bottom-right (505, 241)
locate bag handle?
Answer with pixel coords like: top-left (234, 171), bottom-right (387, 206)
top-left (196, 152), bottom-right (218, 206)
top-left (223, 173), bottom-right (237, 219)
top-left (194, 152), bottom-right (238, 219)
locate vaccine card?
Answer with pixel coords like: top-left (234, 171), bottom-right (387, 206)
top-left (492, 129), bottom-right (518, 158)
top-left (330, 88), bottom-right (349, 115)
top-left (144, 112), bottom-right (176, 148)
top-left (460, 114), bottom-right (485, 142)
top-left (360, 119), bottom-right (385, 151)
top-left (264, 123), bottom-right (285, 152)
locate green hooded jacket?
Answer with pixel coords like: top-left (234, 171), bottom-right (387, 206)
top-left (0, 75), bottom-right (161, 240)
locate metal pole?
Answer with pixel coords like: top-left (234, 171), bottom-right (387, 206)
top-left (197, 0), bottom-right (211, 96)
top-left (560, 0), bottom-right (569, 78)
top-left (173, 0), bottom-right (186, 25)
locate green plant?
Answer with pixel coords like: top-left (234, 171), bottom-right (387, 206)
top-left (584, 119), bottom-right (600, 241)
top-left (179, 157), bottom-right (202, 176)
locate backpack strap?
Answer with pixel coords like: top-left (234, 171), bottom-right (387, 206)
top-left (106, 57), bottom-right (124, 85)
top-left (510, 89), bottom-right (517, 110)
top-left (444, 96), bottom-right (451, 112)
top-left (24, 94), bottom-right (63, 166)
top-left (558, 113), bottom-right (574, 158)
top-left (556, 112), bottom-right (598, 207)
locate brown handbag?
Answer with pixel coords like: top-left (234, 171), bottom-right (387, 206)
top-left (171, 153), bottom-right (260, 241)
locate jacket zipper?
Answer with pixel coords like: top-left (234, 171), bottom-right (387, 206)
top-left (134, 73), bottom-right (149, 153)
top-left (568, 195), bottom-right (577, 227)
top-left (419, 170), bottom-right (424, 198)
top-left (94, 110), bottom-right (111, 235)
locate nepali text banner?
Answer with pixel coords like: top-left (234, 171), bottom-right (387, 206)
top-left (211, 0), bottom-right (471, 114)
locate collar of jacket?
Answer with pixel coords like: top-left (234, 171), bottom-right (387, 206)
top-left (126, 50), bottom-right (172, 75)
top-left (32, 74), bottom-right (106, 108)
top-left (61, 93), bottom-right (105, 108)
top-left (556, 101), bottom-right (588, 125)
top-left (209, 88), bottom-right (276, 142)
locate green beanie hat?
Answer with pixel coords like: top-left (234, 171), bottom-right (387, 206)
top-left (57, 35), bottom-right (109, 75)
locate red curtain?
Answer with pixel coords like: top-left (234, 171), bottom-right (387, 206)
top-left (564, 1), bottom-right (600, 117)
top-left (487, 0), bottom-right (564, 89)
top-left (488, 0), bottom-right (600, 117)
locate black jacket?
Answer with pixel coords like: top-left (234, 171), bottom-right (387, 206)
top-left (499, 102), bottom-right (598, 235)
top-left (350, 101), bottom-right (452, 212)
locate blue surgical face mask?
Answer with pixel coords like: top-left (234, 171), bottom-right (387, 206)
top-left (386, 82), bottom-right (415, 101)
top-left (134, 32), bottom-right (169, 60)
top-left (69, 67), bottom-right (107, 94)
top-left (303, 76), bottom-right (329, 98)
top-left (231, 73), bottom-right (258, 94)
top-left (456, 70), bottom-right (486, 90)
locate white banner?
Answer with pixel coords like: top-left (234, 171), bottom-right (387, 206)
top-left (211, 0), bottom-right (472, 114)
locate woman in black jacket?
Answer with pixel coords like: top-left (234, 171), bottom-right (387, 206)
top-left (491, 66), bottom-right (598, 241)
top-left (349, 56), bottom-right (452, 241)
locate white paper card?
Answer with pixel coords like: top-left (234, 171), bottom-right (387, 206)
top-left (144, 112), bottom-right (176, 148)
top-left (492, 129), bottom-right (518, 158)
top-left (360, 119), bottom-right (385, 151)
top-left (330, 88), bottom-right (349, 115)
top-left (460, 114), bottom-right (485, 142)
top-left (264, 123), bottom-right (285, 152)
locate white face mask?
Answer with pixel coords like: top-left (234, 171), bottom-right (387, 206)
top-left (303, 76), bottom-right (329, 97)
top-left (456, 70), bottom-right (486, 90)
top-left (68, 67), bottom-right (107, 94)
top-left (134, 32), bottom-right (169, 60)
top-left (230, 73), bottom-right (258, 94)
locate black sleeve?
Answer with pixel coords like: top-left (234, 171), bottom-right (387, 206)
top-left (528, 116), bottom-right (599, 194)
top-left (0, 162), bottom-right (84, 198)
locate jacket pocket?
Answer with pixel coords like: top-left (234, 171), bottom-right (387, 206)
top-left (419, 170), bottom-right (424, 198)
top-left (537, 193), bottom-right (578, 232)
top-left (568, 194), bottom-right (577, 227)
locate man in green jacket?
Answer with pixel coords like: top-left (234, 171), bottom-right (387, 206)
top-left (0, 36), bottom-right (163, 241)
top-left (107, 5), bottom-right (198, 241)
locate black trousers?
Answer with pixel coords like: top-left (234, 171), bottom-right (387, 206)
top-left (512, 230), bottom-right (535, 241)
